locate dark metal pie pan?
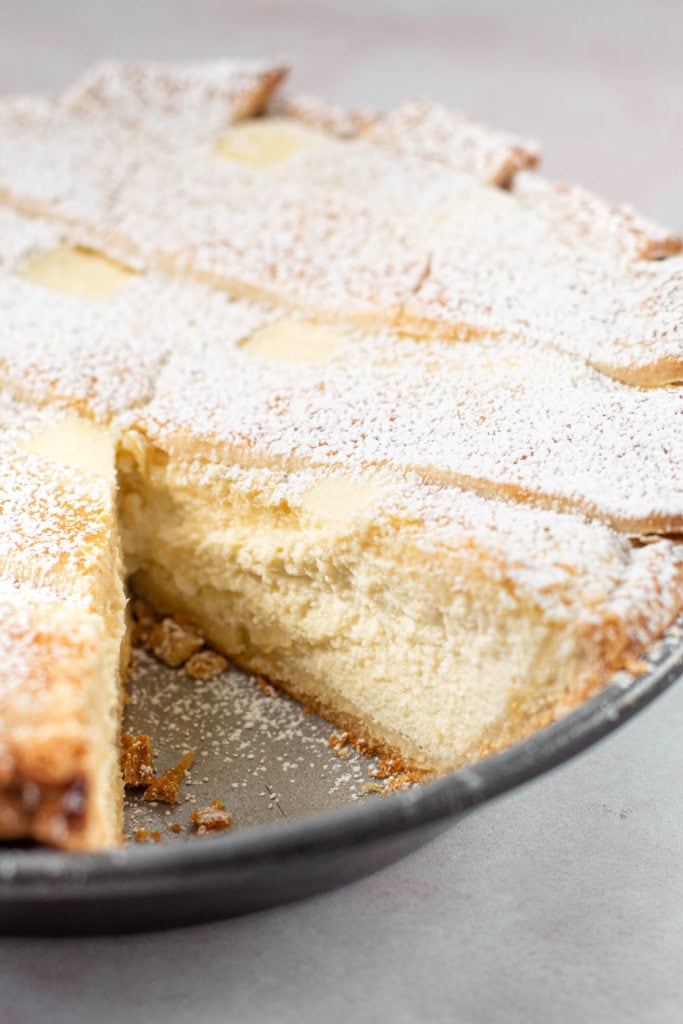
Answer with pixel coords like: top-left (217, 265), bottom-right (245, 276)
top-left (1, 623), bottom-right (681, 936)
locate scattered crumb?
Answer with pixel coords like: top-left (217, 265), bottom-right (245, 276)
top-left (120, 733), bottom-right (155, 787)
top-left (383, 776), bottom-right (421, 792)
top-left (149, 617), bottom-right (204, 668)
top-left (134, 828), bottom-right (163, 843)
top-left (185, 649), bottom-right (229, 680)
top-left (329, 731), bottom-right (350, 759)
top-left (361, 782), bottom-right (386, 795)
top-left (255, 675), bottom-right (279, 698)
top-left (191, 798), bottom-right (234, 835)
top-left (169, 822), bottom-right (183, 834)
top-left (144, 750), bottom-right (195, 805)
top-left (131, 599), bottom-right (158, 647)
top-left (370, 754), bottom-right (432, 790)
top-left (133, 601), bottom-right (232, 680)
top-left (369, 756), bottom-right (403, 780)
top-left (329, 729), bottom-right (382, 764)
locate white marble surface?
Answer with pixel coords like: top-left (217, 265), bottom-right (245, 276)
top-left (1, 2), bottom-right (682, 1020)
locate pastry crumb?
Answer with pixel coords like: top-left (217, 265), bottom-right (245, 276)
top-left (361, 781), bottom-right (386, 795)
top-left (329, 731), bottom-right (350, 759)
top-left (370, 754), bottom-right (431, 790)
top-left (255, 674), bottom-right (279, 698)
top-left (131, 599), bottom-right (157, 647)
top-left (190, 798), bottom-right (233, 835)
top-left (120, 733), bottom-right (155, 787)
top-left (149, 616), bottom-right (204, 668)
top-left (144, 750), bottom-right (195, 804)
top-left (185, 649), bottom-right (228, 679)
top-left (134, 828), bottom-right (163, 843)
top-left (624, 656), bottom-right (648, 676)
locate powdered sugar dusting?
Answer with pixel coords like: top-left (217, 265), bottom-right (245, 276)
top-left (136, 322), bottom-right (683, 534)
top-left (0, 82), bottom-right (679, 385)
top-left (60, 57), bottom-right (289, 144)
top-left (269, 92), bottom-right (379, 138)
top-left (0, 96), bottom-right (147, 232)
top-left (365, 97), bottom-right (540, 185)
top-left (1, 207), bottom-right (681, 536)
top-left (0, 206), bottom-right (64, 269)
top-left (0, 393), bottom-right (120, 799)
top-left (0, 213), bottom-right (268, 419)
top-left (404, 217), bottom-right (683, 384)
top-left (0, 581), bottom-right (100, 710)
top-left (0, 394), bottom-right (116, 609)
top-left (514, 170), bottom-right (681, 260)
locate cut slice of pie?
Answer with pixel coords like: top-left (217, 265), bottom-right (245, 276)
top-left (0, 398), bottom-right (126, 848)
top-left (0, 60), bottom-right (681, 848)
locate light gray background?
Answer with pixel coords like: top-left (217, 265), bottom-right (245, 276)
top-left (2, 2), bottom-right (682, 1021)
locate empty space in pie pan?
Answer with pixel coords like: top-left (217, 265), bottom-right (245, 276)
top-left (1, 617), bottom-right (682, 936)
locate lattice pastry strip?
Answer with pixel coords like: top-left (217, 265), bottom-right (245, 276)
top-left (364, 97), bottom-right (540, 186)
top-left (514, 170), bottom-right (681, 261)
top-left (59, 57), bottom-right (289, 143)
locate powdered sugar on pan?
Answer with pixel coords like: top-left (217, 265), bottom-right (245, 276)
top-left (123, 647), bottom-right (380, 840)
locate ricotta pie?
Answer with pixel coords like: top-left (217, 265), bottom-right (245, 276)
top-left (0, 59), bottom-right (681, 849)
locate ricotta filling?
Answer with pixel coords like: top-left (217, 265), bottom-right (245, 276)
top-left (116, 443), bottom-right (593, 771)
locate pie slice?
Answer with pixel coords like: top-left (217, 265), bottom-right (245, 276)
top-left (0, 398), bottom-right (126, 848)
